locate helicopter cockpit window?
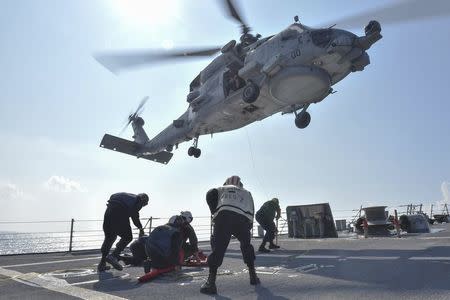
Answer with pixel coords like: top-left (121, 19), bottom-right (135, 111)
top-left (289, 23), bottom-right (306, 34)
top-left (311, 29), bottom-right (332, 48)
top-left (281, 28), bottom-right (298, 41)
top-left (280, 23), bottom-right (310, 41)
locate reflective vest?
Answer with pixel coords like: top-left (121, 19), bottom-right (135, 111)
top-left (213, 185), bottom-right (254, 222)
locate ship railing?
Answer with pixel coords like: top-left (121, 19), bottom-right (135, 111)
top-left (0, 213), bottom-right (290, 256)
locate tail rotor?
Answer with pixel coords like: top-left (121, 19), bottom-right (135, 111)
top-left (119, 96), bottom-right (149, 135)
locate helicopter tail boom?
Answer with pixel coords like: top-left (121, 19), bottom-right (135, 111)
top-left (100, 134), bottom-right (173, 164)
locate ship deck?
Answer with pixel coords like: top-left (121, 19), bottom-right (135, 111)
top-left (1, 224), bottom-right (450, 299)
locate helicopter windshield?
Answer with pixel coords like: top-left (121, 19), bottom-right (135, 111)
top-left (288, 23), bottom-right (309, 33)
top-left (280, 23), bottom-right (313, 40)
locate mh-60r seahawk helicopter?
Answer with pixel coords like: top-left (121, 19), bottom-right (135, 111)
top-left (97, 0), bottom-right (449, 164)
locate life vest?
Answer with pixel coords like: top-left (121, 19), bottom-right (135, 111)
top-left (213, 185), bottom-right (254, 222)
top-left (145, 224), bottom-right (181, 258)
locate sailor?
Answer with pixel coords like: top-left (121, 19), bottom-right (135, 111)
top-left (97, 192), bottom-right (149, 272)
top-left (256, 198), bottom-right (281, 252)
top-left (200, 175), bottom-right (260, 295)
top-left (145, 215), bottom-right (184, 270)
top-left (121, 213), bottom-right (199, 268)
top-left (179, 211), bottom-right (201, 260)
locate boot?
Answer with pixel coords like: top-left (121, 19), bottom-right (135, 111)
top-left (97, 261), bottom-right (111, 272)
top-left (143, 259), bottom-right (152, 274)
top-left (106, 254), bottom-right (123, 271)
top-left (248, 265), bottom-right (260, 285)
top-left (258, 244), bottom-right (270, 253)
top-left (269, 243), bottom-right (280, 249)
top-left (200, 269), bottom-right (217, 295)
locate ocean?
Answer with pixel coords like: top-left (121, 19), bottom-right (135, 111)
top-left (0, 216), bottom-right (290, 255)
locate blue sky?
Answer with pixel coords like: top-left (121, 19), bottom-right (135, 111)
top-left (0, 0), bottom-right (449, 224)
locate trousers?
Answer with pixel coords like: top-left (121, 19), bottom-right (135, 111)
top-left (207, 210), bottom-right (255, 270)
top-left (100, 205), bottom-right (133, 260)
top-left (256, 214), bottom-right (276, 245)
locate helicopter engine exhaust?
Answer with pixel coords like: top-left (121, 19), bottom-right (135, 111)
top-left (354, 20), bottom-right (382, 51)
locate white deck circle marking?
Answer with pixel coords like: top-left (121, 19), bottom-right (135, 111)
top-left (0, 267), bottom-right (126, 300)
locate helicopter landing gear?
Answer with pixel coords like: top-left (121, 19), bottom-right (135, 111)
top-left (243, 81), bottom-right (260, 104)
top-left (294, 105), bottom-right (311, 129)
top-left (188, 136), bottom-right (201, 158)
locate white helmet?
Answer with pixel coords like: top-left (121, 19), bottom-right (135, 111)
top-left (180, 211), bottom-right (193, 223)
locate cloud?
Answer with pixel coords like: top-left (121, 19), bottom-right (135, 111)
top-left (44, 176), bottom-right (85, 193)
top-left (0, 183), bottom-right (23, 200)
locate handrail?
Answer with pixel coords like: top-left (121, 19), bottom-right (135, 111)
top-left (5, 204), bottom-right (445, 255)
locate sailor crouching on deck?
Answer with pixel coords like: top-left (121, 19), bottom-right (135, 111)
top-left (256, 198), bottom-right (281, 252)
top-left (98, 192), bottom-right (149, 272)
top-left (200, 175), bottom-right (260, 295)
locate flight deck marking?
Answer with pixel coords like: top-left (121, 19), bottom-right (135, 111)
top-left (0, 256), bottom-right (101, 268)
top-left (409, 256), bottom-right (450, 261)
top-left (296, 255), bottom-right (340, 259)
top-left (0, 267), bottom-right (126, 300)
top-left (226, 252), bottom-right (291, 258)
top-left (346, 256), bottom-right (400, 260)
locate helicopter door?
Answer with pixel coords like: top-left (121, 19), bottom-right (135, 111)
top-left (223, 70), bottom-right (244, 96)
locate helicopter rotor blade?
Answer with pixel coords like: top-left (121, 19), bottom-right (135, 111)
top-left (119, 117), bottom-right (132, 136)
top-left (222, 0), bottom-right (250, 33)
top-left (318, 0), bottom-right (450, 29)
top-left (135, 96), bottom-right (149, 116)
top-left (118, 96), bottom-right (149, 135)
top-left (94, 47), bottom-right (221, 73)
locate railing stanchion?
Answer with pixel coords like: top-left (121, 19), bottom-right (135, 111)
top-left (149, 217), bottom-right (153, 234)
top-left (69, 218), bottom-right (74, 252)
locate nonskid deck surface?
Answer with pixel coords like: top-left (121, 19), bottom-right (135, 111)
top-left (1, 224), bottom-right (450, 300)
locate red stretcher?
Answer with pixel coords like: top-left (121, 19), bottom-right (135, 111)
top-left (138, 251), bottom-right (208, 283)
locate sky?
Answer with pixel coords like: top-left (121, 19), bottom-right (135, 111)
top-left (0, 0), bottom-right (449, 226)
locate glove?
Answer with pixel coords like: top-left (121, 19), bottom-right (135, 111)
top-left (193, 251), bottom-right (200, 260)
top-left (138, 228), bottom-right (145, 237)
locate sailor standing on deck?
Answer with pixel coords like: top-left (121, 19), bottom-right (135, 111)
top-left (256, 198), bottom-right (281, 252)
top-left (97, 192), bottom-right (149, 272)
top-left (200, 175), bottom-right (260, 295)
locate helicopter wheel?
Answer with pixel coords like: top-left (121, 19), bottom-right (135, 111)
top-left (188, 147), bottom-right (196, 156)
top-left (243, 81), bottom-right (260, 104)
top-left (193, 148), bottom-right (201, 158)
top-left (188, 147), bottom-right (201, 158)
top-left (295, 112), bottom-right (311, 129)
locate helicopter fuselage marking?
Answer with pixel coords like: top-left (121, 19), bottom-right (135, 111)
top-left (291, 49), bottom-right (301, 59)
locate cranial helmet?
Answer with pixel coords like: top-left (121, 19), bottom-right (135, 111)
top-left (272, 198), bottom-right (279, 204)
top-left (180, 211), bottom-right (193, 223)
top-left (138, 193), bottom-right (149, 206)
top-left (224, 175), bottom-right (243, 188)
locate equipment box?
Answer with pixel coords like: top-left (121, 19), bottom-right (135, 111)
top-left (286, 203), bottom-right (338, 238)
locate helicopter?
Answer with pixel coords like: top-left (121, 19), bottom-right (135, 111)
top-left (97, 0), bottom-right (450, 164)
